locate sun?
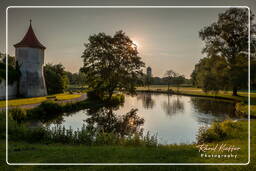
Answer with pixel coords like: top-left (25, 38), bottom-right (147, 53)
top-left (132, 40), bottom-right (139, 49)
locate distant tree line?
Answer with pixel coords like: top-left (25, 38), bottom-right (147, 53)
top-left (191, 8), bottom-right (256, 95)
top-left (142, 73), bottom-right (191, 86)
top-left (65, 71), bottom-right (87, 86)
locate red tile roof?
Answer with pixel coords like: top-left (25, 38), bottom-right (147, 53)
top-left (14, 22), bottom-right (46, 50)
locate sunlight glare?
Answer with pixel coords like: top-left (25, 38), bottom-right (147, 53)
top-left (132, 40), bottom-right (139, 49)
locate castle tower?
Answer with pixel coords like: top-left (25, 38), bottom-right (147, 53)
top-left (146, 66), bottom-right (152, 78)
top-left (14, 21), bottom-right (47, 97)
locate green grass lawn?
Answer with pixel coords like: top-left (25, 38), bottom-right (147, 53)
top-left (0, 93), bottom-right (82, 108)
top-left (0, 86), bottom-right (255, 170)
top-left (0, 120), bottom-right (254, 170)
top-left (137, 85), bottom-right (255, 99)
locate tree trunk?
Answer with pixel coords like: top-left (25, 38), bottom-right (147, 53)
top-left (108, 91), bottom-right (113, 100)
top-left (167, 83), bottom-right (170, 92)
top-left (232, 87), bottom-right (238, 96)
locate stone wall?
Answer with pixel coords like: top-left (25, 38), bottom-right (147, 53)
top-left (0, 80), bottom-right (17, 100)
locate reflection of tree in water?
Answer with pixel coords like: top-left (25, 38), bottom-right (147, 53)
top-left (45, 116), bottom-right (65, 125)
top-left (162, 95), bottom-right (184, 116)
top-left (190, 97), bottom-right (235, 116)
top-left (29, 114), bottom-right (65, 129)
top-left (86, 107), bottom-right (144, 137)
top-left (137, 93), bottom-right (155, 109)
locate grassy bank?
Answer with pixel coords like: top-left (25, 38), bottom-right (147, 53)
top-left (0, 88), bottom-right (254, 170)
top-left (137, 86), bottom-right (256, 117)
top-left (0, 119), bottom-right (254, 170)
top-left (0, 93), bottom-right (83, 108)
top-left (6, 93), bottom-right (125, 125)
top-left (5, 119), bottom-right (249, 163)
top-left (137, 85), bottom-right (255, 100)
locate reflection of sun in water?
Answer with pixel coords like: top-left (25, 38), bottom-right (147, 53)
top-left (132, 40), bottom-right (139, 49)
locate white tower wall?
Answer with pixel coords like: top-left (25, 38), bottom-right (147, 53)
top-left (0, 81), bottom-right (17, 100)
top-left (16, 47), bottom-right (47, 97)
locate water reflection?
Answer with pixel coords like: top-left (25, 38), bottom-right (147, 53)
top-left (27, 113), bottom-right (65, 128)
top-left (190, 97), bottom-right (235, 116)
top-left (137, 93), bottom-right (155, 109)
top-left (86, 107), bottom-right (144, 137)
top-left (48, 93), bottom-right (237, 144)
top-left (162, 95), bottom-right (184, 117)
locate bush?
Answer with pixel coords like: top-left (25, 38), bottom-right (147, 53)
top-left (5, 108), bottom-right (157, 146)
top-left (107, 94), bottom-right (125, 106)
top-left (87, 90), bottom-right (124, 103)
top-left (0, 111), bottom-right (6, 139)
top-left (197, 120), bottom-right (241, 143)
top-left (219, 120), bottom-right (242, 137)
top-left (27, 101), bottom-right (63, 122)
top-left (7, 119), bottom-right (157, 146)
top-left (235, 102), bottom-right (248, 117)
top-left (9, 108), bottom-right (27, 123)
top-left (21, 98), bottom-right (105, 123)
top-left (62, 100), bottom-right (103, 114)
top-left (143, 131), bottom-right (158, 147)
top-left (4, 92), bottom-right (157, 146)
top-left (87, 90), bottom-right (103, 100)
top-left (94, 132), bottom-right (120, 145)
top-left (8, 118), bottom-right (30, 141)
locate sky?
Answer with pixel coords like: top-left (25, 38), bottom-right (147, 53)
top-left (0, 0), bottom-right (256, 78)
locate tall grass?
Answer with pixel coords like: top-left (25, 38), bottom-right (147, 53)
top-left (8, 119), bottom-right (157, 146)
top-left (4, 95), bottom-right (157, 147)
top-left (8, 108), bottom-right (26, 123)
top-left (196, 120), bottom-right (242, 144)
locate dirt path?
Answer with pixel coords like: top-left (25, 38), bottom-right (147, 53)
top-left (1, 93), bottom-right (87, 110)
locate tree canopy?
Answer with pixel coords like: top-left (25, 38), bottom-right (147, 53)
top-left (44, 63), bottom-right (69, 94)
top-left (80, 31), bottom-right (145, 99)
top-left (192, 8), bottom-right (256, 95)
top-left (164, 70), bottom-right (185, 91)
top-left (0, 52), bottom-right (20, 85)
top-left (66, 71), bottom-right (87, 86)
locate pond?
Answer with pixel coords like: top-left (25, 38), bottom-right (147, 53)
top-left (48, 93), bottom-right (237, 144)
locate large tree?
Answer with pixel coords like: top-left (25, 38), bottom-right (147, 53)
top-left (0, 52), bottom-right (20, 85)
top-left (66, 71), bottom-right (87, 86)
top-left (199, 8), bottom-right (256, 96)
top-left (80, 31), bottom-right (145, 99)
top-left (191, 55), bottom-right (230, 93)
top-left (44, 63), bottom-right (69, 94)
top-left (164, 70), bottom-right (177, 92)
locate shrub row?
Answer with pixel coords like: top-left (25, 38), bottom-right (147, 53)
top-left (8, 93), bottom-right (125, 124)
top-left (8, 100), bottom-right (101, 123)
top-left (4, 93), bottom-right (159, 146)
top-left (7, 117), bottom-right (157, 146)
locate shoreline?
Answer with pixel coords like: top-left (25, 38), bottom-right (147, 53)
top-left (136, 89), bottom-right (241, 102)
top-left (135, 89), bottom-right (254, 119)
top-left (0, 93), bottom-right (87, 110)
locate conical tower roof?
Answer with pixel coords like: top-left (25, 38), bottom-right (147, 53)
top-left (14, 20), bottom-right (46, 50)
